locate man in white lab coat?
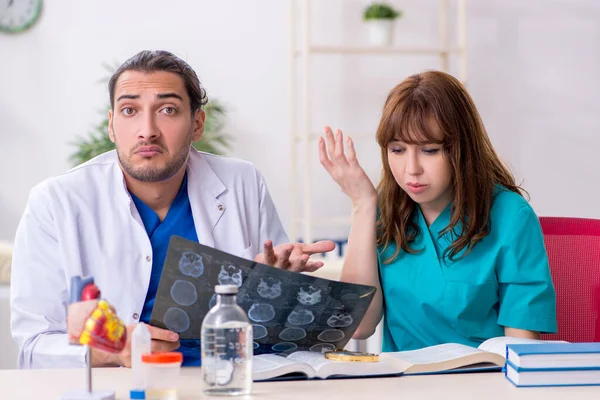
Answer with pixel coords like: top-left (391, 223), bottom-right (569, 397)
top-left (10, 50), bottom-right (334, 369)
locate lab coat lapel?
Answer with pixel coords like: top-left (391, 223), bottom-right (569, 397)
top-left (187, 149), bottom-right (226, 247)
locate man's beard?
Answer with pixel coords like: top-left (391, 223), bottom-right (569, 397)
top-left (116, 137), bottom-right (191, 182)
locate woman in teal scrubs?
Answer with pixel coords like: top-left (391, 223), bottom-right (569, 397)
top-left (318, 71), bottom-right (557, 351)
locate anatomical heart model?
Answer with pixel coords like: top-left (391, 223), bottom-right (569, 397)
top-left (67, 276), bottom-right (127, 353)
top-left (62, 276), bottom-right (126, 400)
top-left (77, 300), bottom-right (127, 353)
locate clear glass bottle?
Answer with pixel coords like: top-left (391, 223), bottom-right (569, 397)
top-left (201, 284), bottom-right (253, 396)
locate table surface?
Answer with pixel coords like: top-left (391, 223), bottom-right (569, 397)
top-left (1, 367), bottom-right (600, 400)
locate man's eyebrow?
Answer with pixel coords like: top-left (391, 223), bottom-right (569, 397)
top-left (115, 93), bottom-right (184, 102)
top-left (116, 94), bottom-right (139, 102)
top-left (157, 93), bottom-right (184, 101)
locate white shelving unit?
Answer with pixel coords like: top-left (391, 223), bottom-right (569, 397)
top-left (289, 0), bottom-right (468, 246)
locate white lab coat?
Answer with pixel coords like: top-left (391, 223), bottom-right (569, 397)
top-left (10, 149), bottom-right (288, 368)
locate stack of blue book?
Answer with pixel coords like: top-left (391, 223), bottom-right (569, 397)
top-left (505, 342), bottom-right (600, 387)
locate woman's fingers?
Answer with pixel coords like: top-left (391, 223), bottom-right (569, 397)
top-left (346, 135), bottom-right (358, 166)
top-left (318, 136), bottom-right (333, 173)
top-left (324, 126), bottom-right (336, 161)
top-left (333, 128), bottom-right (345, 161)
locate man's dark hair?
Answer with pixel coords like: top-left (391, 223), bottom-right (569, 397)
top-left (108, 50), bottom-right (208, 113)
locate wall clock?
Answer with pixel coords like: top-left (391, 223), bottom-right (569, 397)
top-left (0, 0), bottom-right (43, 34)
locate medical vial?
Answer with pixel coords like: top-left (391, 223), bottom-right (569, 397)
top-left (201, 284), bottom-right (252, 396)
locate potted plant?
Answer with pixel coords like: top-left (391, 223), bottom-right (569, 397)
top-left (363, 3), bottom-right (402, 46)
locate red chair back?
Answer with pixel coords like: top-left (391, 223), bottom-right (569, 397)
top-left (539, 217), bottom-right (600, 342)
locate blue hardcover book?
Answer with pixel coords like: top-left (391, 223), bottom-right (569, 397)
top-left (505, 359), bottom-right (600, 387)
top-left (506, 343), bottom-right (600, 370)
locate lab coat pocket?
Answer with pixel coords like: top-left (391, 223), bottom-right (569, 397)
top-left (443, 280), bottom-right (498, 338)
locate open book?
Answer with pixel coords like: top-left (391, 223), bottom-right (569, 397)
top-left (253, 336), bottom-right (565, 381)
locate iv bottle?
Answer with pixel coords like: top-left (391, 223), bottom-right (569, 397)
top-left (201, 284), bottom-right (253, 396)
top-left (130, 322), bottom-right (152, 399)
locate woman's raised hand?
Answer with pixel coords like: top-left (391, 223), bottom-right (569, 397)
top-left (318, 126), bottom-right (377, 208)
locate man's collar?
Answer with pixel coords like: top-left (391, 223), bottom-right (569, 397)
top-left (186, 148), bottom-right (226, 200)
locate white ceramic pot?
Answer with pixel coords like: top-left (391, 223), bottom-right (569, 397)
top-left (366, 19), bottom-right (395, 46)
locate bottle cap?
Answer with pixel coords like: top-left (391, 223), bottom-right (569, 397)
top-left (215, 284), bottom-right (238, 294)
top-left (130, 389), bottom-right (145, 399)
top-left (132, 322), bottom-right (151, 342)
top-left (142, 352), bottom-right (183, 364)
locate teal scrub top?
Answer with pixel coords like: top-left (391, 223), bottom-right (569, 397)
top-left (379, 186), bottom-right (557, 352)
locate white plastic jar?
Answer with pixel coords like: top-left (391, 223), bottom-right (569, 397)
top-left (142, 352), bottom-right (183, 400)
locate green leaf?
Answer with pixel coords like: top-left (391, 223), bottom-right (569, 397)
top-left (363, 3), bottom-right (402, 20)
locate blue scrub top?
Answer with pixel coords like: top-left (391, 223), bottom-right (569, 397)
top-left (131, 173), bottom-right (201, 366)
top-left (378, 186), bottom-right (557, 352)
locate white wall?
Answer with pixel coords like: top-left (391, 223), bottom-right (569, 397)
top-left (1, 0), bottom-right (599, 246)
top-left (0, 0), bottom-right (293, 241)
top-left (468, 0), bottom-right (600, 219)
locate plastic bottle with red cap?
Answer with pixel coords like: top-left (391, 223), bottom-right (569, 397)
top-left (141, 352), bottom-right (183, 400)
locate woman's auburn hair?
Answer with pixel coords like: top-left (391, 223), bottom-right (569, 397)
top-left (375, 70), bottom-right (525, 263)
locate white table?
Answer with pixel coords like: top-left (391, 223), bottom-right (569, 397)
top-left (1, 367), bottom-right (599, 400)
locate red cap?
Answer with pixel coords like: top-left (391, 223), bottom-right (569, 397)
top-left (141, 352), bottom-right (183, 364)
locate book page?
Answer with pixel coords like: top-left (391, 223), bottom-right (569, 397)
top-left (287, 351), bottom-right (333, 371)
top-left (287, 351), bottom-right (402, 379)
top-left (385, 343), bottom-right (483, 365)
top-left (478, 336), bottom-right (567, 357)
top-left (253, 354), bottom-right (315, 381)
top-left (380, 343), bottom-right (504, 374)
